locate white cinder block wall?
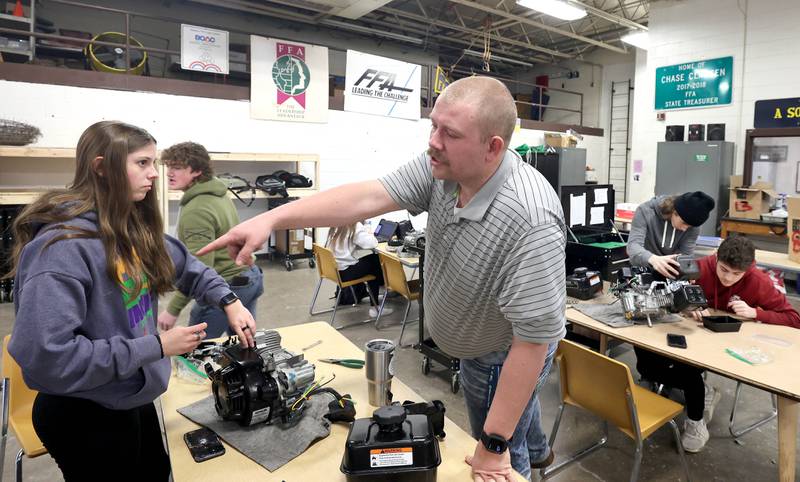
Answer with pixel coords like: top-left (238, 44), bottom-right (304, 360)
top-left (514, 49), bottom-right (635, 189)
top-left (629, 0), bottom-right (800, 203)
top-left (1, 80), bottom-right (604, 238)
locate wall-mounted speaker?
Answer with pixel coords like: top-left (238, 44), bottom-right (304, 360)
top-left (665, 125), bottom-right (685, 142)
top-left (707, 123), bottom-right (726, 141)
top-left (688, 124), bottom-right (705, 141)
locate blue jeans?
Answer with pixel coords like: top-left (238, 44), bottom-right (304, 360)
top-left (189, 265), bottom-right (264, 337)
top-left (460, 342), bottom-right (557, 481)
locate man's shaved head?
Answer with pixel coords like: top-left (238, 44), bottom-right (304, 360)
top-left (438, 76), bottom-right (517, 147)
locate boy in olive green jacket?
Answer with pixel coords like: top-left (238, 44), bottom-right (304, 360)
top-left (157, 142), bottom-right (263, 336)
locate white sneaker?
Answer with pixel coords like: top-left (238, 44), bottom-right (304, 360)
top-left (681, 418), bottom-right (709, 453)
top-left (369, 306), bottom-right (394, 318)
top-left (704, 384), bottom-right (722, 423)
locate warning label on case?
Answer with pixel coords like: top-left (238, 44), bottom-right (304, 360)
top-left (369, 447), bottom-right (413, 467)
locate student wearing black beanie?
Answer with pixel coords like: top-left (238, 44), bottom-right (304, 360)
top-left (628, 189), bottom-right (718, 454)
top-left (627, 191), bottom-right (715, 279)
top-left (674, 191), bottom-right (716, 228)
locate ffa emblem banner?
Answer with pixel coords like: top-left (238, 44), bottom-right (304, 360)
top-left (345, 50), bottom-right (421, 121)
top-left (250, 35), bottom-right (329, 123)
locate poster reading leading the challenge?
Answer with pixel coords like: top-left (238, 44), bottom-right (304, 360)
top-left (250, 35), bottom-right (329, 123)
top-left (345, 50), bottom-right (421, 121)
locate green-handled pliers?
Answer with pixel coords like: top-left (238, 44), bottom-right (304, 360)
top-left (318, 358), bottom-right (365, 369)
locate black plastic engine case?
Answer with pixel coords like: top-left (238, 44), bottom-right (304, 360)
top-left (566, 267), bottom-right (603, 300)
top-left (341, 406), bottom-right (441, 482)
top-left (671, 285), bottom-right (708, 312)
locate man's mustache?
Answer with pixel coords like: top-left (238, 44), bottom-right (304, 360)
top-left (427, 148), bottom-right (446, 163)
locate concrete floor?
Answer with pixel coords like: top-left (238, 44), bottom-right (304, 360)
top-left (0, 257), bottom-right (797, 481)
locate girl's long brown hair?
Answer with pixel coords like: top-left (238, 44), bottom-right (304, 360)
top-left (326, 224), bottom-right (357, 250)
top-left (7, 121), bottom-right (175, 296)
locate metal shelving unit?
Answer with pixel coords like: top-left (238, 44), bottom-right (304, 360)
top-left (0, 2), bottom-right (35, 61)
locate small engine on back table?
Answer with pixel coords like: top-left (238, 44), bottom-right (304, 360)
top-left (566, 267), bottom-right (602, 300)
top-left (611, 256), bottom-right (708, 326)
top-left (206, 330), bottom-right (316, 426)
top-left (402, 231), bottom-right (425, 254)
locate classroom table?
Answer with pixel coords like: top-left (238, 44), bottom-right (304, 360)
top-left (755, 249), bottom-right (800, 294)
top-left (160, 321), bottom-right (523, 481)
top-left (720, 216), bottom-right (787, 238)
top-left (755, 249), bottom-right (800, 272)
top-left (374, 242), bottom-right (420, 269)
top-left (566, 308), bottom-right (800, 481)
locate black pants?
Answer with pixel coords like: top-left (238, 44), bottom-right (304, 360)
top-left (32, 393), bottom-right (170, 482)
top-left (634, 347), bottom-right (705, 421)
top-left (337, 253), bottom-right (384, 306)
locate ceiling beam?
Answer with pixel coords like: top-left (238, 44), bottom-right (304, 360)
top-left (361, 11), bottom-right (553, 63)
top-left (381, 5), bottom-right (572, 58)
top-left (447, 0), bottom-right (627, 53)
top-left (566, 0), bottom-right (648, 31)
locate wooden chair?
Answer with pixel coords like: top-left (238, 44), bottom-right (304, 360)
top-left (309, 244), bottom-right (377, 329)
top-left (542, 339), bottom-right (690, 482)
top-left (375, 252), bottom-right (420, 347)
top-left (1, 335), bottom-right (47, 482)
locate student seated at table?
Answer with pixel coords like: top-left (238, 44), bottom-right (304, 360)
top-left (637, 235), bottom-right (800, 454)
top-left (627, 191), bottom-right (715, 278)
top-left (691, 235), bottom-right (800, 327)
top-left (327, 222), bottom-right (391, 317)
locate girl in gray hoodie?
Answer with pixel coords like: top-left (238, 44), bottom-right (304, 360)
top-left (6, 121), bottom-right (257, 481)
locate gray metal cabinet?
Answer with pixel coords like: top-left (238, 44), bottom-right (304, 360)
top-left (531, 147), bottom-right (587, 196)
top-left (655, 141), bottom-right (734, 237)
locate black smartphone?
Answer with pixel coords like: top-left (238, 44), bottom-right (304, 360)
top-left (666, 333), bottom-right (688, 349)
top-left (184, 427), bottom-right (225, 463)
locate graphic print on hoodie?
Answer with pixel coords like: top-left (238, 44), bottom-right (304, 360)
top-left (117, 261), bottom-right (154, 336)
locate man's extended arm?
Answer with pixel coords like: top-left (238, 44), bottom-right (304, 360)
top-left (198, 180), bottom-right (400, 265)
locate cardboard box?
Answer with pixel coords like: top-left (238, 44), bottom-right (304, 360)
top-left (788, 197), bottom-right (800, 262)
top-left (544, 133), bottom-right (578, 148)
top-left (514, 94), bottom-right (532, 119)
top-left (728, 176), bottom-right (776, 220)
top-left (275, 229), bottom-right (305, 255)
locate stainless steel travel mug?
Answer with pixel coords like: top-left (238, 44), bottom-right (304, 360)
top-left (365, 339), bottom-right (395, 406)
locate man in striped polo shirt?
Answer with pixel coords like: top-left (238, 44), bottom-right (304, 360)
top-left (199, 76), bottom-right (567, 481)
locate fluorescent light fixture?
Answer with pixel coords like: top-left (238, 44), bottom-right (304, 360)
top-left (621, 31), bottom-right (649, 50)
top-left (319, 19), bottom-right (423, 45)
top-left (463, 50), bottom-right (533, 68)
top-left (517, 0), bottom-right (587, 21)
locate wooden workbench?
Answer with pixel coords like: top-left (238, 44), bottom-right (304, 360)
top-left (160, 321), bottom-right (524, 481)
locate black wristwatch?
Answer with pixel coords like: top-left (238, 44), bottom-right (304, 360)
top-left (218, 292), bottom-right (240, 310)
top-left (480, 431), bottom-right (510, 454)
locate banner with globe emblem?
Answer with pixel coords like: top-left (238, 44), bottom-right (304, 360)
top-left (250, 35), bottom-right (329, 123)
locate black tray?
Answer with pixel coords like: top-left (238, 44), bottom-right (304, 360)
top-left (702, 315), bottom-right (742, 333)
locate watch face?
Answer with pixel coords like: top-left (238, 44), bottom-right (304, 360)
top-left (220, 293), bottom-right (239, 307)
top-left (481, 432), bottom-right (507, 454)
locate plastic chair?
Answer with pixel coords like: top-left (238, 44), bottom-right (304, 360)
top-left (375, 253), bottom-right (420, 347)
top-left (309, 244), bottom-right (377, 329)
top-left (542, 339), bottom-right (690, 482)
top-left (1, 335), bottom-right (47, 482)
top-left (375, 252), bottom-right (420, 347)
top-left (728, 381), bottom-right (777, 439)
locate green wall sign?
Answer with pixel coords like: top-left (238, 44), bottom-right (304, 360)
top-left (655, 56), bottom-right (733, 110)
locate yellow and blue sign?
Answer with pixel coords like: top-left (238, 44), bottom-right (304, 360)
top-left (434, 66), bottom-right (451, 94)
top-left (754, 98), bottom-right (800, 128)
